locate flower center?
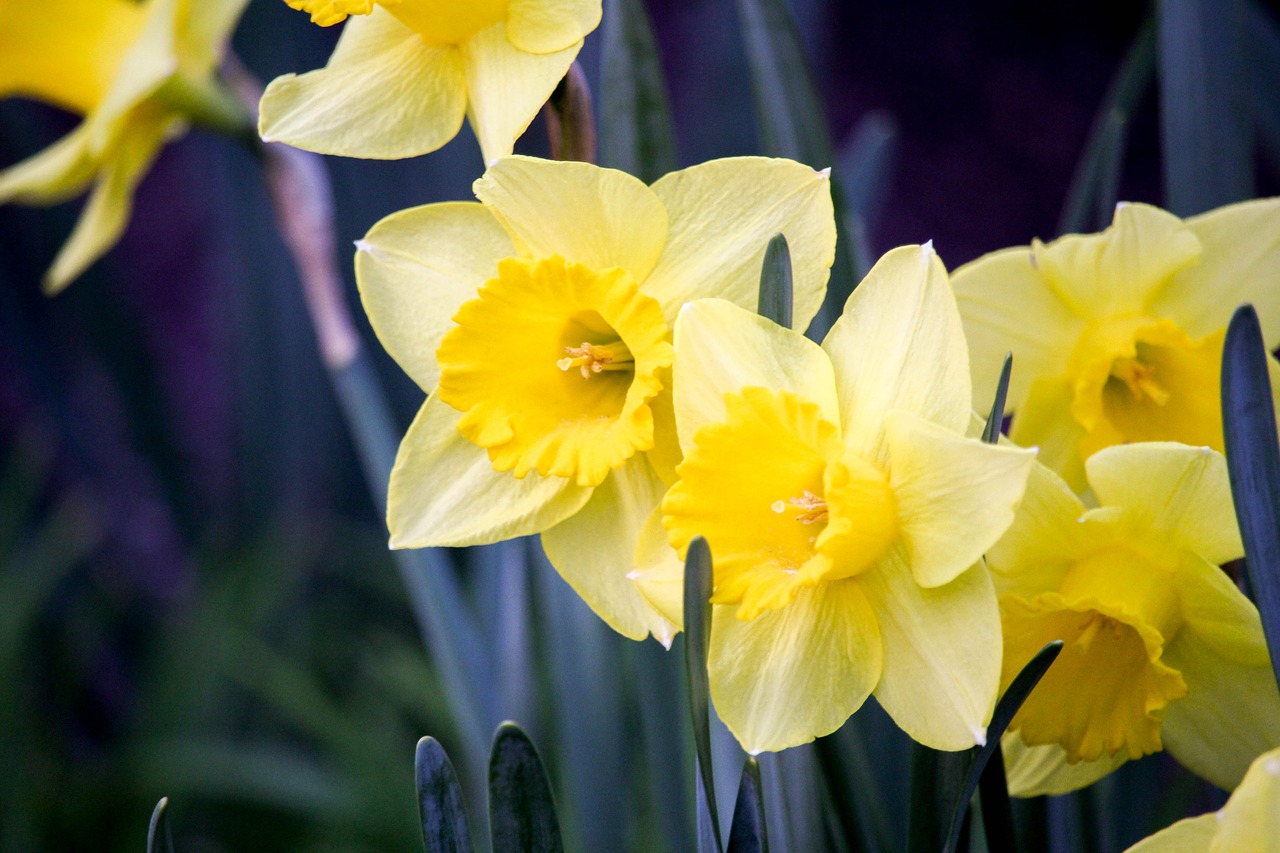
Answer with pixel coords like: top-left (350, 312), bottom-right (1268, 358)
top-left (774, 491), bottom-right (829, 525)
top-left (386, 0), bottom-right (509, 45)
top-left (1109, 356), bottom-right (1169, 405)
top-left (436, 255), bottom-right (671, 487)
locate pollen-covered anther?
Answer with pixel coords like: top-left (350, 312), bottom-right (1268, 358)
top-left (558, 341), bottom-right (634, 379)
top-left (1111, 357), bottom-right (1170, 405)
top-left (788, 490), bottom-right (829, 525)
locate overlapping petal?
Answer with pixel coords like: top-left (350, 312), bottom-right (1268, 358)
top-left (1001, 736), bottom-right (1128, 798)
top-left (505, 0), bottom-right (601, 53)
top-left (986, 460), bottom-right (1089, 597)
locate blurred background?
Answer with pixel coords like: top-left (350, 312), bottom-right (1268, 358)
top-left (1, 0), bottom-right (1278, 850)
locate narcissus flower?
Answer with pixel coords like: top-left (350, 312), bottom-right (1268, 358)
top-left (656, 246), bottom-right (1035, 753)
top-left (0, 0), bottom-right (249, 292)
top-left (1125, 746), bottom-right (1280, 852)
top-left (260, 0), bottom-right (602, 162)
top-left (990, 444), bottom-right (1280, 796)
top-left (356, 155), bottom-right (836, 644)
top-left (952, 200), bottom-right (1280, 490)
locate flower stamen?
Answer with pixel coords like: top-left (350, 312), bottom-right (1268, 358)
top-left (1111, 357), bottom-right (1170, 405)
top-left (789, 490), bottom-right (829, 524)
top-left (558, 341), bottom-right (634, 379)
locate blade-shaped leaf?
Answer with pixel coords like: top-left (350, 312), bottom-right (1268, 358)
top-left (907, 744), bottom-right (970, 853)
top-left (1222, 305), bottom-right (1280, 691)
top-left (942, 641), bottom-right (1064, 853)
top-left (727, 757), bottom-right (769, 853)
top-left (683, 536), bottom-right (723, 853)
top-left (597, 0), bottom-right (678, 183)
top-left (757, 234), bottom-right (793, 329)
top-left (489, 723), bottom-right (564, 853)
top-left (834, 112), bottom-right (899, 281)
top-left (416, 737), bottom-right (473, 853)
top-left (982, 354), bottom-right (1013, 445)
top-left (147, 798), bottom-right (174, 853)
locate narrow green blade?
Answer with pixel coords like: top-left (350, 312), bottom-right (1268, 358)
top-left (597, 0), bottom-right (678, 183)
top-left (489, 723), bottom-right (564, 853)
top-left (727, 757), bottom-right (769, 853)
top-left (147, 798), bottom-right (174, 853)
top-left (982, 354), bottom-right (1013, 445)
top-left (416, 737), bottom-right (474, 853)
top-left (1222, 305), bottom-right (1280, 691)
top-left (907, 744), bottom-right (969, 853)
top-left (683, 536), bottom-right (723, 852)
top-left (757, 234), bottom-right (794, 329)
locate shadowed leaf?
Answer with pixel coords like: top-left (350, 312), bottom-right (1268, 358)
top-left (489, 723), bottom-right (563, 853)
top-left (598, 0), bottom-right (677, 183)
top-left (684, 536), bottom-right (723, 852)
top-left (727, 757), bottom-right (769, 853)
top-left (982, 354), bottom-right (1013, 445)
top-left (757, 234), bottom-right (793, 329)
top-left (416, 737), bottom-right (473, 853)
top-left (147, 798), bottom-right (174, 853)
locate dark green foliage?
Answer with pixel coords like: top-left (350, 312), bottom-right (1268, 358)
top-left (597, 0), bottom-right (678, 183)
top-left (147, 799), bottom-right (174, 853)
top-left (682, 537), bottom-right (723, 853)
top-left (416, 737), bottom-right (473, 853)
top-left (758, 235), bottom-right (794, 329)
top-left (727, 757), bottom-right (768, 853)
top-left (488, 723), bottom-right (564, 853)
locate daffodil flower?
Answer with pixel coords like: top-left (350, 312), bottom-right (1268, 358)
top-left (0, 0), bottom-right (249, 292)
top-left (989, 444), bottom-right (1280, 796)
top-left (655, 246), bottom-right (1035, 753)
top-left (355, 155), bottom-right (836, 645)
top-left (260, 0), bottom-right (601, 163)
top-left (1125, 746), bottom-right (1280, 852)
top-left (952, 200), bottom-right (1280, 490)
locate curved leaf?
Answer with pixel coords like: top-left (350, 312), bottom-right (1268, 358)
top-left (757, 234), bottom-right (793, 329)
top-left (488, 723), bottom-right (564, 853)
top-left (416, 737), bottom-right (473, 853)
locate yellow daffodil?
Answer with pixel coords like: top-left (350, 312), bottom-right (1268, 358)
top-left (1125, 746), bottom-right (1280, 852)
top-left (260, 0), bottom-right (601, 163)
top-left (0, 0), bottom-right (249, 292)
top-left (655, 246), bottom-right (1035, 753)
top-left (356, 155), bottom-right (836, 645)
top-left (990, 444), bottom-right (1280, 796)
top-left (952, 200), bottom-right (1280, 490)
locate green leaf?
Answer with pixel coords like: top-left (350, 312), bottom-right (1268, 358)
top-left (942, 641), bottom-right (1064, 853)
top-left (597, 0), bottom-right (678, 183)
top-left (415, 737), bottom-right (473, 853)
top-left (982, 354), bottom-right (1013, 445)
top-left (757, 234), bottom-right (794, 328)
top-left (727, 757), bottom-right (768, 853)
top-left (1222, 305), bottom-right (1280, 692)
top-left (488, 723), bottom-right (564, 853)
top-left (907, 743), bottom-right (969, 853)
top-left (1157, 0), bottom-right (1254, 215)
top-left (683, 536), bottom-right (723, 853)
top-left (834, 112), bottom-right (899, 281)
top-left (147, 798), bottom-right (174, 853)
top-left (814, 722), bottom-right (895, 852)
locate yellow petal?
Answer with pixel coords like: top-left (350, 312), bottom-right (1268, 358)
top-left (461, 23), bottom-right (581, 163)
top-left (1212, 747), bottom-right (1280, 851)
top-left (986, 460), bottom-right (1089, 598)
top-left (1175, 552), bottom-right (1270, 667)
top-left (387, 394), bottom-right (592, 547)
top-left (474, 156), bottom-right (668, 282)
top-left (178, 0), bottom-right (251, 73)
top-left (541, 454), bottom-right (677, 643)
top-left (670, 298), bottom-right (839, 451)
top-left (1086, 443), bottom-right (1242, 565)
top-left (863, 555), bottom-right (1001, 751)
top-left (950, 246), bottom-right (1085, 417)
top-left (823, 244), bottom-right (971, 462)
top-left (883, 410), bottom-right (1033, 588)
top-left (355, 202), bottom-right (514, 393)
top-left (629, 503), bottom-right (685, 631)
top-left (1035, 202), bottom-right (1201, 321)
top-left (90, 0), bottom-right (184, 142)
top-left (1154, 197), bottom-right (1280, 348)
top-left (1009, 375), bottom-right (1089, 492)
top-left (643, 157), bottom-right (836, 329)
top-left (1123, 815), bottom-right (1217, 853)
top-left (1161, 630), bottom-right (1280, 791)
top-left (708, 580), bottom-right (882, 754)
top-left (259, 8), bottom-right (467, 159)
top-left (0, 125), bottom-right (96, 205)
top-left (1002, 735), bottom-right (1129, 798)
top-left (505, 0), bottom-right (601, 53)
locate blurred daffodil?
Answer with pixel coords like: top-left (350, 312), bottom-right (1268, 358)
top-left (1125, 746), bottom-right (1280, 852)
top-left (0, 0), bottom-right (250, 292)
top-left (355, 155), bottom-right (836, 645)
top-left (991, 445), bottom-right (1280, 796)
top-left (260, 0), bottom-right (601, 162)
top-left (657, 246), bottom-right (1035, 754)
top-left (952, 200), bottom-right (1280, 490)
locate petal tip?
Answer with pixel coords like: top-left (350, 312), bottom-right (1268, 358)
top-left (972, 726), bottom-right (987, 747)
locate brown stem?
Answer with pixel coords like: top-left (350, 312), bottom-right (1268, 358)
top-left (543, 61), bottom-right (597, 164)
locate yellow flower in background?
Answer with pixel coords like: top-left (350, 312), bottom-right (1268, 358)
top-left (260, 0), bottom-right (602, 162)
top-left (952, 200), bottom-right (1280, 491)
top-left (355, 155), bottom-right (836, 645)
top-left (0, 0), bottom-right (250, 293)
top-left (1125, 746), bottom-right (1280, 852)
top-left (990, 445), bottom-right (1280, 797)
top-left (657, 246), bottom-right (1035, 754)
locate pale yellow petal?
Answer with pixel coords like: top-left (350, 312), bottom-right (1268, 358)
top-left (0, 125), bottom-right (96, 205)
top-left (259, 8), bottom-right (467, 159)
top-left (1123, 815), bottom-right (1217, 852)
top-left (1161, 633), bottom-right (1280, 791)
top-left (883, 410), bottom-right (1034, 588)
top-left (951, 246), bottom-right (1085, 416)
top-left (1175, 552), bottom-right (1270, 667)
top-left (1009, 375), bottom-right (1089, 492)
top-left (643, 157), bottom-right (836, 329)
top-left (387, 394), bottom-right (592, 547)
top-left (1086, 443), bottom-right (1242, 565)
top-left (986, 460), bottom-right (1089, 598)
top-left (462, 23), bottom-right (580, 163)
top-left (1213, 747), bottom-right (1280, 851)
top-left (708, 580), bottom-right (881, 754)
top-left (1036, 203), bottom-right (1201, 320)
top-left (1002, 734), bottom-right (1129, 797)
top-left (505, 0), bottom-right (601, 54)
top-left (355, 202), bottom-right (514, 393)
top-left (670, 298), bottom-right (839, 451)
top-left (1154, 197), bottom-right (1280, 348)
top-left (474, 155), bottom-right (668, 282)
top-left (629, 503), bottom-right (685, 631)
top-left (90, 0), bottom-right (181, 141)
top-left (178, 0), bottom-right (251, 73)
top-left (863, 554), bottom-right (1001, 751)
top-left (541, 454), bottom-right (677, 643)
